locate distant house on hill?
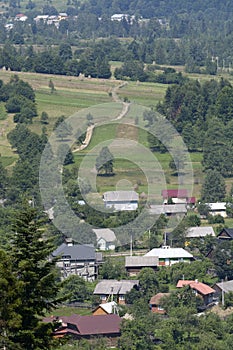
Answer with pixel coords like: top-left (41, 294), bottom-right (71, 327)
top-left (217, 228), bottom-right (233, 240)
top-left (161, 189), bottom-right (195, 205)
top-left (92, 228), bottom-right (116, 251)
top-left (176, 280), bottom-right (215, 305)
top-left (148, 204), bottom-right (187, 216)
top-left (144, 246), bottom-right (194, 266)
top-left (103, 190), bottom-right (139, 211)
top-left (205, 202), bottom-right (227, 217)
top-left (186, 226), bottom-right (215, 239)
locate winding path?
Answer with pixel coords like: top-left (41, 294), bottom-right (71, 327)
top-left (73, 81), bottom-right (129, 152)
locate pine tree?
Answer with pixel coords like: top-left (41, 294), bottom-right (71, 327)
top-left (95, 146), bottom-right (114, 176)
top-left (4, 207), bottom-right (61, 349)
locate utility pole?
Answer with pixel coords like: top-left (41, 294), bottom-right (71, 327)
top-left (130, 235), bottom-right (133, 256)
top-left (222, 279), bottom-right (225, 307)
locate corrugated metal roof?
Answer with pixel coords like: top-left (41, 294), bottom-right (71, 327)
top-left (103, 190), bottom-right (139, 202)
top-left (99, 301), bottom-right (118, 314)
top-left (145, 246), bottom-right (193, 259)
top-left (149, 204), bottom-right (187, 215)
top-left (162, 189), bottom-right (188, 198)
top-left (186, 226), bottom-right (215, 238)
top-left (94, 279), bottom-right (139, 295)
top-left (45, 314), bottom-right (121, 336)
top-left (215, 280), bottom-right (233, 293)
top-left (93, 228), bottom-right (116, 242)
top-left (205, 202), bottom-right (226, 210)
top-left (125, 256), bottom-right (158, 267)
top-left (177, 280), bottom-right (215, 295)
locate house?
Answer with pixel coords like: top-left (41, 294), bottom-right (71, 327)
top-left (92, 301), bottom-right (118, 316)
top-left (149, 293), bottom-right (170, 314)
top-left (213, 280), bottom-right (233, 296)
top-left (103, 190), bottom-right (139, 211)
top-left (176, 280), bottom-right (215, 305)
top-left (111, 13), bottom-right (129, 21)
top-left (217, 228), bottom-right (233, 240)
top-left (161, 189), bottom-right (195, 205)
top-left (186, 226), bottom-right (215, 239)
top-left (125, 256), bottom-right (158, 276)
top-left (93, 228), bottom-right (116, 251)
top-left (148, 204), bottom-right (187, 216)
top-left (93, 279), bottom-right (139, 305)
top-left (44, 314), bottom-right (121, 346)
top-left (144, 246), bottom-right (194, 266)
top-left (51, 239), bottom-right (102, 281)
top-left (205, 202), bottom-right (227, 217)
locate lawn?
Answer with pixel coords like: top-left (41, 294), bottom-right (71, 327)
top-left (117, 81), bottom-right (168, 107)
top-left (46, 305), bottom-right (92, 317)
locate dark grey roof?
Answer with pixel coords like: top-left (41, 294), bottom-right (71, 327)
top-left (125, 256), bottom-right (158, 267)
top-left (217, 228), bottom-right (233, 239)
top-left (94, 279), bottom-right (139, 295)
top-left (103, 191), bottom-right (139, 202)
top-left (52, 243), bottom-right (95, 260)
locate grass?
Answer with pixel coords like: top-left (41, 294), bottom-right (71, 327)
top-left (46, 306), bottom-right (92, 317)
top-left (118, 81), bottom-right (168, 107)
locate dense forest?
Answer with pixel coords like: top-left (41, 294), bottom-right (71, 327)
top-left (0, 0), bottom-right (232, 73)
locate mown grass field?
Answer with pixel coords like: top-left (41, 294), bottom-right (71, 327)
top-left (1, 68), bottom-right (233, 199)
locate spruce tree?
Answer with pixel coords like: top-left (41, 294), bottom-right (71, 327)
top-left (5, 207), bottom-right (61, 349)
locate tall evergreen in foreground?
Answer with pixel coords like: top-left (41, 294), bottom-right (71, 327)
top-left (0, 207), bottom-right (61, 350)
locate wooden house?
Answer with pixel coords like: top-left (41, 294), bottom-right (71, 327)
top-left (149, 293), bottom-right (170, 314)
top-left (177, 280), bottom-right (215, 305)
top-left (125, 256), bottom-right (158, 276)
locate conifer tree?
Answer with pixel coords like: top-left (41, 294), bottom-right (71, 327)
top-left (1, 207), bottom-right (61, 349)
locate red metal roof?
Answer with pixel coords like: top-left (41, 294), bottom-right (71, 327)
top-left (187, 197), bottom-right (196, 204)
top-left (176, 280), bottom-right (215, 295)
top-left (162, 189), bottom-right (189, 198)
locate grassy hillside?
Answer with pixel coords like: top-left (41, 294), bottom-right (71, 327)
top-left (1, 68), bottom-right (233, 199)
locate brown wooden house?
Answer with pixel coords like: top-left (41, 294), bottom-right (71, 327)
top-left (125, 256), bottom-right (158, 276)
top-left (217, 228), bottom-right (233, 240)
top-left (44, 314), bottom-right (121, 347)
top-left (149, 293), bottom-right (170, 314)
top-left (92, 301), bottom-right (118, 316)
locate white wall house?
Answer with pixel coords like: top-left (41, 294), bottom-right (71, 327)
top-left (103, 190), bottom-right (139, 211)
top-left (205, 202), bottom-right (227, 217)
top-left (93, 228), bottom-right (116, 251)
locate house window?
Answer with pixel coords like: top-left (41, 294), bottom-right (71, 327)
top-left (119, 295), bottom-right (125, 301)
top-left (158, 305), bottom-right (164, 311)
